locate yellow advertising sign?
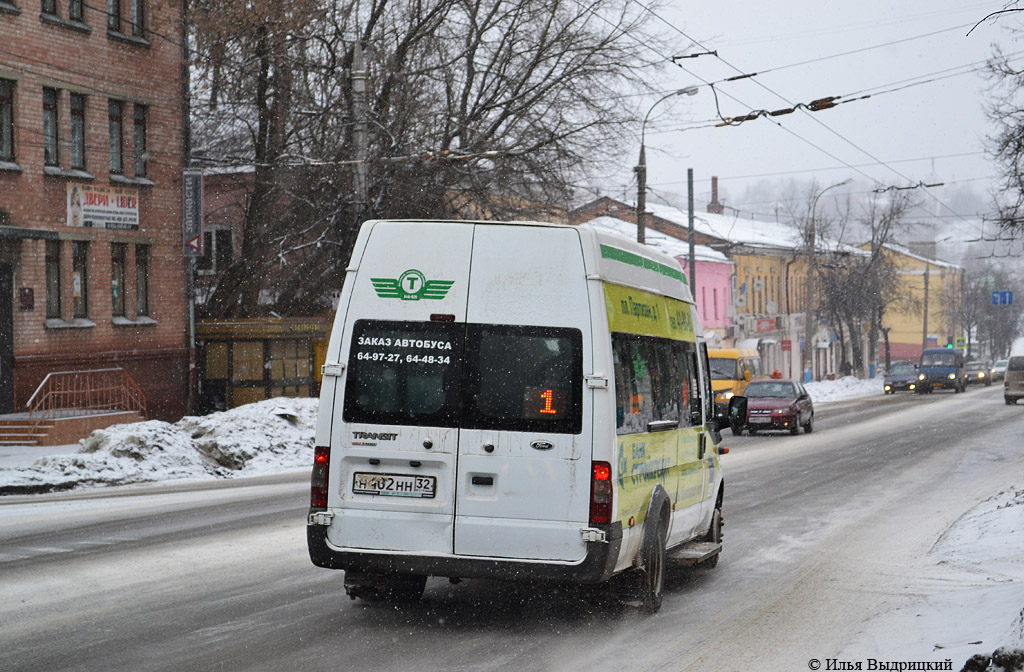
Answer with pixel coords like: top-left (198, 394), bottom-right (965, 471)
top-left (615, 427), bottom-right (705, 522)
top-left (604, 283), bottom-right (695, 342)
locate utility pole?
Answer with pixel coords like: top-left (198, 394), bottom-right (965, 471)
top-left (351, 42), bottom-right (368, 226)
top-left (635, 145), bottom-right (647, 244)
top-left (688, 168), bottom-right (695, 289)
top-left (921, 261), bottom-right (930, 353)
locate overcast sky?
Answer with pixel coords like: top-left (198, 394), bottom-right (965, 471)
top-left (599, 0), bottom-right (1020, 251)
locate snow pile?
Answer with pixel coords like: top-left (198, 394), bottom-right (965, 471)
top-left (805, 375), bottom-right (881, 402)
top-left (0, 398), bottom-right (318, 495)
top-left (932, 487), bottom-right (1024, 666)
top-left (937, 488), bottom-right (1024, 671)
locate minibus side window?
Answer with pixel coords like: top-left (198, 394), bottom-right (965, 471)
top-left (682, 348), bottom-right (701, 425)
top-left (613, 333), bottom-right (699, 434)
top-left (699, 343), bottom-right (715, 424)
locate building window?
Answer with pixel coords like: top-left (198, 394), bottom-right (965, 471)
top-left (0, 79), bottom-right (12, 162)
top-left (133, 104), bottom-right (146, 176)
top-left (111, 242), bottom-right (126, 316)
top-left (69, 0), bottom-right (83, 21)
top-left (70, 93), bottom-right (85, 169)
top-left (72, 240), bottom-right (88, 318)
top-left (43, 87), bottom-right (59, 167)
top-left (108, 99), bottom-right (122, 174)
top-left (198, 228), bottom-right (233, 274)
top-left (45, 240), bottom-right (62, 318)
top-left (41, 0), bottom-right (56, 15)
top-left (135, 244), bottom-right (149, 316)
top-left (130, 0), bottom-right (142, 36)
top-left (106, 0), bottom-right (119, 30)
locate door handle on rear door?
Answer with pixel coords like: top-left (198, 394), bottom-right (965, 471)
top-left (471, 476), bottom-right (494, 486)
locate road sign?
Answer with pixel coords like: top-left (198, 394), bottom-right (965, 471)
top-left (183, 170), bottom-right (204, 257)
top-left (992, 290), bottom-right (1014, 306)
top-left (955, 337), bottom-right (966, 349)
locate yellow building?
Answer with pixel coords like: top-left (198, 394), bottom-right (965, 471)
top-left (864, 243), bottom-right (963, 362)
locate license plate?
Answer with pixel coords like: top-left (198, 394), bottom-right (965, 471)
top-left (750, 417), bottom-right (770, 423)
top-left (352, 472), bottom-right (436, 498)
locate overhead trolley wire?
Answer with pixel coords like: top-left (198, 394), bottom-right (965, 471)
top-left (624, 0), bottom-right (988, 237)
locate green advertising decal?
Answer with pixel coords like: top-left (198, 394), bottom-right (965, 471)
top-left (371, 269), bottom-right (454, 301)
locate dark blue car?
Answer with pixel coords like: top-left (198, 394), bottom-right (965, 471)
top-left (883, 361), bottom-right (918, 394)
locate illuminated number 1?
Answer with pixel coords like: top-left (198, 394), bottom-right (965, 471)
top-left (540, 389), bottom-right (557, 414)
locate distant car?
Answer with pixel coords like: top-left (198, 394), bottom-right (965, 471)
top-left (883, 361), bottom-right (918, 394)
top-left (730, 378), bottom-right (814, 436)
top-left (992, 359), bottom-right (1008, 382)
top-left (917, 347), bottom-right (966, 394)
top-left (965, 360), bottom-right (993, 386)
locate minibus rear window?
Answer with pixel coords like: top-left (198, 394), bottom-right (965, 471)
top-left (1008, 357), bottom-right (1024, 372)
top-left (343, 319), bottom-right (463, 427)
top-left (461, 325), bottom-right (583, 434)
top-left (343, 320), bottom-right (582, 433)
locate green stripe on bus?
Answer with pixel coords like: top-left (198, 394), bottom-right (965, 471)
top-left (600, 245), bottom-right (688, 285)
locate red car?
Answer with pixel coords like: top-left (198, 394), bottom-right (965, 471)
top-left (732, 378), bottom-right (815, 436)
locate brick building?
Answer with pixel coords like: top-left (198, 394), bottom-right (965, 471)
top-left (0, 0), bottom-right (189, 420)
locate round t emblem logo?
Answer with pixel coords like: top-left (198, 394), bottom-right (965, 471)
top-left (398, 269), bottom-right (426, 296)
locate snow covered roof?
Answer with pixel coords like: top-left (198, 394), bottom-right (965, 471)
top-left (577, 216), bottom-right (732, 264)
top-left (878, 242), bottom-right (961, 270)
top-left (647, 203), bottom-right (806, 251)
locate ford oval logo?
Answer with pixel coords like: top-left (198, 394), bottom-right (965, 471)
top-left (531, 440), bottom-right (554, 451)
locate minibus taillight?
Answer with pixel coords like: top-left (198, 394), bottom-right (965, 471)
top-left (430, 314), bottom-right (456, 322)
top-left (310, 445), bottom-right (330, 509)
top-left (590, 461), bottom-right (612, 525)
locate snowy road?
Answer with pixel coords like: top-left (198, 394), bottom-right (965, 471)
top-left (1, 385), bottom-right (1021, 672)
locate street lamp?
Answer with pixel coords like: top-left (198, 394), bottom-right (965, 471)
top-left (803, 177), bottom-right (852, 382)
top-left (635, 87), bottom-right (698, 244)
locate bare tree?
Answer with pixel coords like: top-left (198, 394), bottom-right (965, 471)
top-left (950, 265), bottom-right (1024, 357)
top-left (987, 36), bottom-right (1024, 237)
top-left (188, 0), bottom-right (665, 317)
top-left (814, 190), bottom-right (916, 375)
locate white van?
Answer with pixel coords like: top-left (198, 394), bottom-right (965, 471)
top-left (1004, 337), bottom-right (1024, 405)
top-left (307, 219), bottom-right (725, 612)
